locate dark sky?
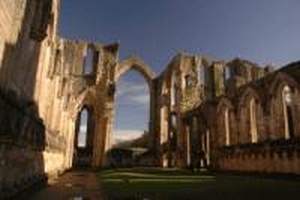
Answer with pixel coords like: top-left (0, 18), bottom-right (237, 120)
top-left (59, 0), bottom-right (300, 140)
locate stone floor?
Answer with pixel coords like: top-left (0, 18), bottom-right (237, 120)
top-left (28, 171), bottom-right (104, 200)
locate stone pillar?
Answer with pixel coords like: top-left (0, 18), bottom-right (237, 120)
top-left (149, 82), bottom-right (154, 145)
top-left (64, 119), bottom-right (75, 169)
top-left (92, 111), bottom-right (105, 168)
top-left (207, 62), bottom-right (226, 100)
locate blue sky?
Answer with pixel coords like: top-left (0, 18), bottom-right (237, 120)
top-left (113, 70), bottom-right (150, 142)
top-left (60, 0), bottom-right (300, 141)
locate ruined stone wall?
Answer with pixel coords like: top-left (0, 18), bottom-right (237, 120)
top-left (218, 143), bottom-right (300, 174)
top-left (0, 0), bottom-right (56, 98)
top-left (1, 2), bottom-right (299, 196)
top-left (49, 39), bottom-right (120, 168)
top-left (0, 88), bottom-right (46, 199)
top-left (0, 1), bottom-right (68, 198)
top-left (155, 54), bottom-right (213, 168)
top-left (0, 4), bottom-right (122, 192)
top-left (214, 64), bottom-right (300, 174)
top-left (0, 0), bottom-right (17, 65)
top-left (154, 51), bottom-right (300, 174)
top-left (225, 59), bottom-right (272, 96)
top-left (0, 0), bottom-right (27, 88)
top-left (179, 55), bottom-right (205, 111)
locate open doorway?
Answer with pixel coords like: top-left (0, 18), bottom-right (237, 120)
top-left (73, 106), bottom-right (94, 168)
top-left (109, 69), bottom-right (150, 167)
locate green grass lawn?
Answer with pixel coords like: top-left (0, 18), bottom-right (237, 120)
top-left (98, 168), bottom-right (300, 200)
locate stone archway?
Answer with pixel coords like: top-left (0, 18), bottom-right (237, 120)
top-left (68, 56), bottom-right (156, 169)
top-left (70, 89), bottom-right (102, 169)
top-left (73, 105), bottom-right (95, 168)
top-left (116, 56), bottom-right (156, 84)
top-left (114, 56), bottom-right (156, 149)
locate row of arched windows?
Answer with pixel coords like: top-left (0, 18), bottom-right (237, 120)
top-left (220, 84), bottom-right (296, 146)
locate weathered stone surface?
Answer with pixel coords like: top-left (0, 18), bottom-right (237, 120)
top-left (0, 0), bottom-right (300, 198)
top-left (154, 52), bottom-right (300, 174)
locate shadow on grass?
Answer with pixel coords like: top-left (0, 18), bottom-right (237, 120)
top-left (98, 168), bottom-right (300, 200)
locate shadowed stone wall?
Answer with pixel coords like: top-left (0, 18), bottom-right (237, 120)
top-left (0, 1), bottom-right (300, 198)
top-left (0, 0), bottom-right (67, 198)
top-left (155, 53), bottom-right (300, 175)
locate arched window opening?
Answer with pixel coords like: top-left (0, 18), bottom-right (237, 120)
top-left (224, 66), bottom-right (230, 81)
top-left (198, 66), bottom-right (205, 86)
top-left (171, 73), bottom-right (177, 106)
top-left (77, 108), bottom-right (88, 148)
top-left (83, 47), bottom-right (95, 74)
top-left (73, 107), bottom-right (94, 168)
top-left (114, 69), bottom-right (150, 148)
top-left (250, 98), bottom-right (258, 143)
top-left (224, 108), bottom-right (230, 146)
top-left (169, 114), bottom-right (178, 153)
top-left (171, 113), bottom-right (177, 129)
top-left (185, 74), bottom-right (193, 89)
top-left (282, 85), bottom-right (294, 139)
top-left (54, 49), bottom-right (61, 68)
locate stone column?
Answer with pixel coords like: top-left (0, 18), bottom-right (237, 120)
top-left (92, 109), bottom-right (104, 168)
top-left (149, 83), bottom-right (156, 148)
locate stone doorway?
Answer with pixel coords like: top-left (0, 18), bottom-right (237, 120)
top-left (107, 57), bottom-right (156, 167)
top-left (72, 106), bottom-right (95, 168)
top-left (185, 116), bottom-right (210, 170)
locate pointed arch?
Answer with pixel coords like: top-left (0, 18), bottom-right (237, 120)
top-left (71, 88), bottom-right (96, 120)
top-left (116, 56), bottom-right (156, 136)
top-left (268, 72), bottom-right (299, 96)
top-left (216, 96), bottom-right (234, 114)
top-left (263, 72), bottom-right (298, 117)
top-left (237, 86), bottom-right (262, 144)
top-left (73, 104), bottom-right (95, 168)
top-left (238, 86), bottom-right (261, 110)
top-left (76, 108), bottom-right (88, 148)
top-left (75, 105), bottom-right (94, 147)
top-left (116, 56), bottom-right (156, 85)
top-left (216, 97), bottom-right (235, 146)
top-left (115, 56), bottom-right (157, 162)
top-left (266, 72), bottom-right (299, 140)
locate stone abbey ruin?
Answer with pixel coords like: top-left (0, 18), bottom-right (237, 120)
top-left (1, 0), bottom-right (300, 198)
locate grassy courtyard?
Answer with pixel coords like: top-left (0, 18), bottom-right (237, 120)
top-left (98, 168), bottom-right (300, 200)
